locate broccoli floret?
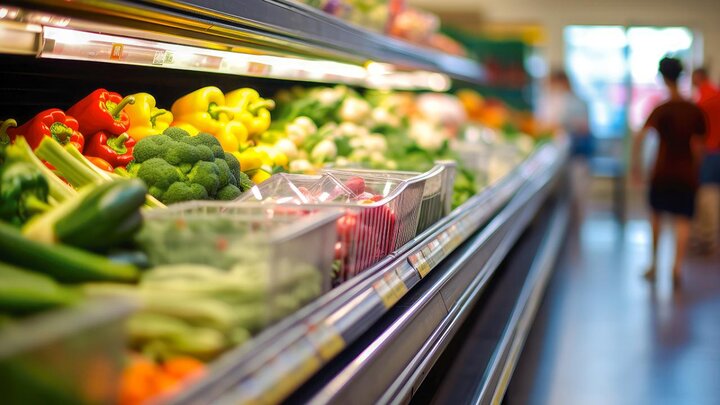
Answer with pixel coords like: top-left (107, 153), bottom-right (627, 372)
top-left (223, 152), bottom-right (242, 185)
top-left (188, 161), bottom-right (220, 197)
top-left (178, 163), bottom-right (193, 176)
top-left (136, 158), bottom-right (181, 189)
top-left (183, 132), bottom-right (224, 158)
top-left (125, 130), bottom-right (240, 204)
top-left (163, 127), bottom-right (191, 141)
top-left (217, 184), bottom-right (242, 201)
top-left (148, 185), bottom-right (166, 200)
top-left (163, 141), bottom-right (201, 166)
top-left (196, 145), bottom-right (215, 162)
top-left (214, 158), bottom-right (231, 188)
top-left (133, 135), bottom-right (173, 163)
top-left (237, 171), bottom-right (253, 191)
top-left (114, 166), bottom-right (131, 178)
top-left (163, 182), bottom-right (208, 204)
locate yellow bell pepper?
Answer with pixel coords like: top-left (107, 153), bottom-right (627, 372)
top-left (225, 88), bottom-right (275, 138)
top-left (125, 93), bottom-right (173, 141)
top-left (254, 144), bottom-right (288, 169)
top-left (171, 87), bottom-right (238, 134)
top-left (173, 122), bottom-right (200, 136)
top-left (214, 121), bottom-right (248, 152)
top-left (232, 148), bottom-right (262, 172)
top-left (251, 169), bottom-right (272, 184)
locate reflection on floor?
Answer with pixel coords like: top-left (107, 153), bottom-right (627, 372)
top-left (505, 207), bottom-right (720, 405)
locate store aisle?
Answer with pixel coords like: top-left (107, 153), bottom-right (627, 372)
top-left (505, 207), bottom-right (720, 405)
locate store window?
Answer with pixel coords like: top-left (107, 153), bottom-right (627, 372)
top-left (564, 25), bottom-right (698, 142)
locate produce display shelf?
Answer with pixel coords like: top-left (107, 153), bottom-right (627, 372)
top-left (167, 142), bottom-right (564, 404)
top-left (2, 0), bottom-right (484, 87)
top-left (286, 141), bottom-right (568, 404)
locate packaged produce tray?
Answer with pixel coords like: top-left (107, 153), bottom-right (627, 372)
top-left (237, 172), bottom-right (425, 282)
top-left (138, 203), bottom-right (341, 327)
top-left (0, 298), bottom-right (136, 404)
top-left (451, 140), bottom-right (526, 187)
top-left (323, 161), bottom-right (456, 234)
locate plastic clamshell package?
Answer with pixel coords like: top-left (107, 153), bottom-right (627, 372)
top-left (0, 298), bottom-right (137, 404)
top-left (451, 139), bottom-right (524, 187)
top-left (139, 202), bottom-right (341, 325)
top-left (237, 171), bottom-right (426, 283)
top-left (324, 161), bottom-right (456, 234)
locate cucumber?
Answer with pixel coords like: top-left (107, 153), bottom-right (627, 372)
top-left (0, 262), bottom-right (79, 314)
top-left (0, 221), bottom-right (139, 283)
top-left (52, 179), bottom-right (147, 252)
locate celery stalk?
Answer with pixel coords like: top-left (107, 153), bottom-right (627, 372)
top-left (35, 137), bottom-right (103, 188)
top-left (63, 144), bottom-right (113, 182)
top-left (4, 136), bottom-right (76, 202)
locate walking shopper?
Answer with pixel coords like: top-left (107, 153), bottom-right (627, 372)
top-left (692, 67), bottom-right (719, 103)
top-left (537, 70), bottom-right (592, 216)
top-left (691, 70), bottom-right (720, 254)
top-left (631, 57), bottom-right (706, 286)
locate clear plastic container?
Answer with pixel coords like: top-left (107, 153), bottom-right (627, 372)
top-left (0, 298), bottom-right (136, 404)
top-left (452, 140), bottom-right (523, 187)
top-left (237, 173), bottom-right (425, 283)
top-left (138, 203), bottom-right (341, 323)
top-left (324, 161), bottom-right (456, 234)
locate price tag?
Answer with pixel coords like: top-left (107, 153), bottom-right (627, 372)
top-left (373, 277), bottom-right (395, 309)
top-left (395, 260), bottom-right (421, 289)
top-left (430, 239), bottom-right (443, 266)
top-left (431, 239), bottom-right (441, 254)
top-left (439, 231), bottom-right (451, 253)
top-left (258, 338), bottom-right (322, 404)
top-left (306, 322), bottom-right (346, 361)
top-left (152, 50), bottom-right (166, 65)
top-left (421, 245), bottom-right (433, 263)
top-left (384, 270), bottom-right (408, 303)
top-left (248, 61), bottom-right (271, 75)
top-left (408, 251), bottom-right (431, 278)
top-left (110, 43), bottom-right (123, 60)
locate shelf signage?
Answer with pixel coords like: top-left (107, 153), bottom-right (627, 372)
top-left (408, 251), bottom-right (431, 278)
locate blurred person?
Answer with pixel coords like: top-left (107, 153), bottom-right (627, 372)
top-left (691, 67), bottom-right (720, 254)
top-left (631, 57), bottom-right (706, 286)
top-left (537, 70), bottom-right (593, 156)
top-left (691, 67), bottom-right (719, 103)
top-left (537, 70), bottom-right (592, 214)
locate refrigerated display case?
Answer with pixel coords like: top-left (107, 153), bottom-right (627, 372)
top-left (0, 1), bottom-right (569, 404)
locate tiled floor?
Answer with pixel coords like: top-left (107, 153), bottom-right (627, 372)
top-left (505, 203), bottom-right (720, 405)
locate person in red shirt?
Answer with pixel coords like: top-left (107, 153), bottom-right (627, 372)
top-left (632, 58), bottom-right (706, 286)
top-left (692, 67), bottom-right (719, 103)
top-left (691, 67), bottom-right (720, 254)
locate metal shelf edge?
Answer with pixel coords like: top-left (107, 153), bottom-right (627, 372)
top-left (306, 143), bottom-right (565, 404)
top-left (477, 191), bottom-right (570, 405)
top-left (4, 0), bottom-right (484, 83)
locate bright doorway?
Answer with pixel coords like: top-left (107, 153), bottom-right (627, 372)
top-left (564, 25), bottom-right (699, 147)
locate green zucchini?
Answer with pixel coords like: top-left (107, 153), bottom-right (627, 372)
top-left (0, 221), bottom-right (139, 283)
top-left (53, 179), bottom-right (147, 252)
top-left (0, 262), bottom-right (79, 314)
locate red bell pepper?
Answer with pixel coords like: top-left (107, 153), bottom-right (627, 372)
top-left (67, 89), bottom-right (135, 136)
top-left (84, 131), bottom-right (136, 168)
top-left (7, 109), bottom-right (84, 152)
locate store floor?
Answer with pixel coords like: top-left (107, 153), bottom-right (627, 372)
top-left (504, 197), bottom-right (720, 404)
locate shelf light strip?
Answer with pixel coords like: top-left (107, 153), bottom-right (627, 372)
top-left (38, 26), bottom-right (450, 91)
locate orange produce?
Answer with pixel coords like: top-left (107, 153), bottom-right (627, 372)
top-left (120, 355), bottom-right (205, 405)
